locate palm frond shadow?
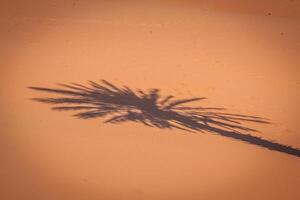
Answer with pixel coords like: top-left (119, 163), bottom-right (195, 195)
top-left (29, 80), bottom-right (300, 157)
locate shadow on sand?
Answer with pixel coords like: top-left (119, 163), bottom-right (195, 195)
top-left (29, 80), bottom-right (300, 157)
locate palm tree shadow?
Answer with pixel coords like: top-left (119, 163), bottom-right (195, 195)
top-left (29, 80), bottom-right (300, 157)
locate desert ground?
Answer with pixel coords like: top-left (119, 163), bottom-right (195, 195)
top-left (1, 1), bottom-right (300, 200)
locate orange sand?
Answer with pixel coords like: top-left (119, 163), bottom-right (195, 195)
top-left (1, 1), bottom-right (300, 200)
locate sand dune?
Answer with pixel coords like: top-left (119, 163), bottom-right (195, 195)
top-left (1, 1), bottom-right (300, 200)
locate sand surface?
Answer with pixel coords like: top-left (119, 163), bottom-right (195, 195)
top-left (1, 1), bottom-right (300, 199)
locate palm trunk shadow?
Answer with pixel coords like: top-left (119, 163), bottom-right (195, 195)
top-left (173, 113), bottom-right (300, 157)
top-left (29, 80), bottom-right (300, 157)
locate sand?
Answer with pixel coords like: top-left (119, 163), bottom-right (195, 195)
top-left (1, 1), bottom-right (300, 200)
